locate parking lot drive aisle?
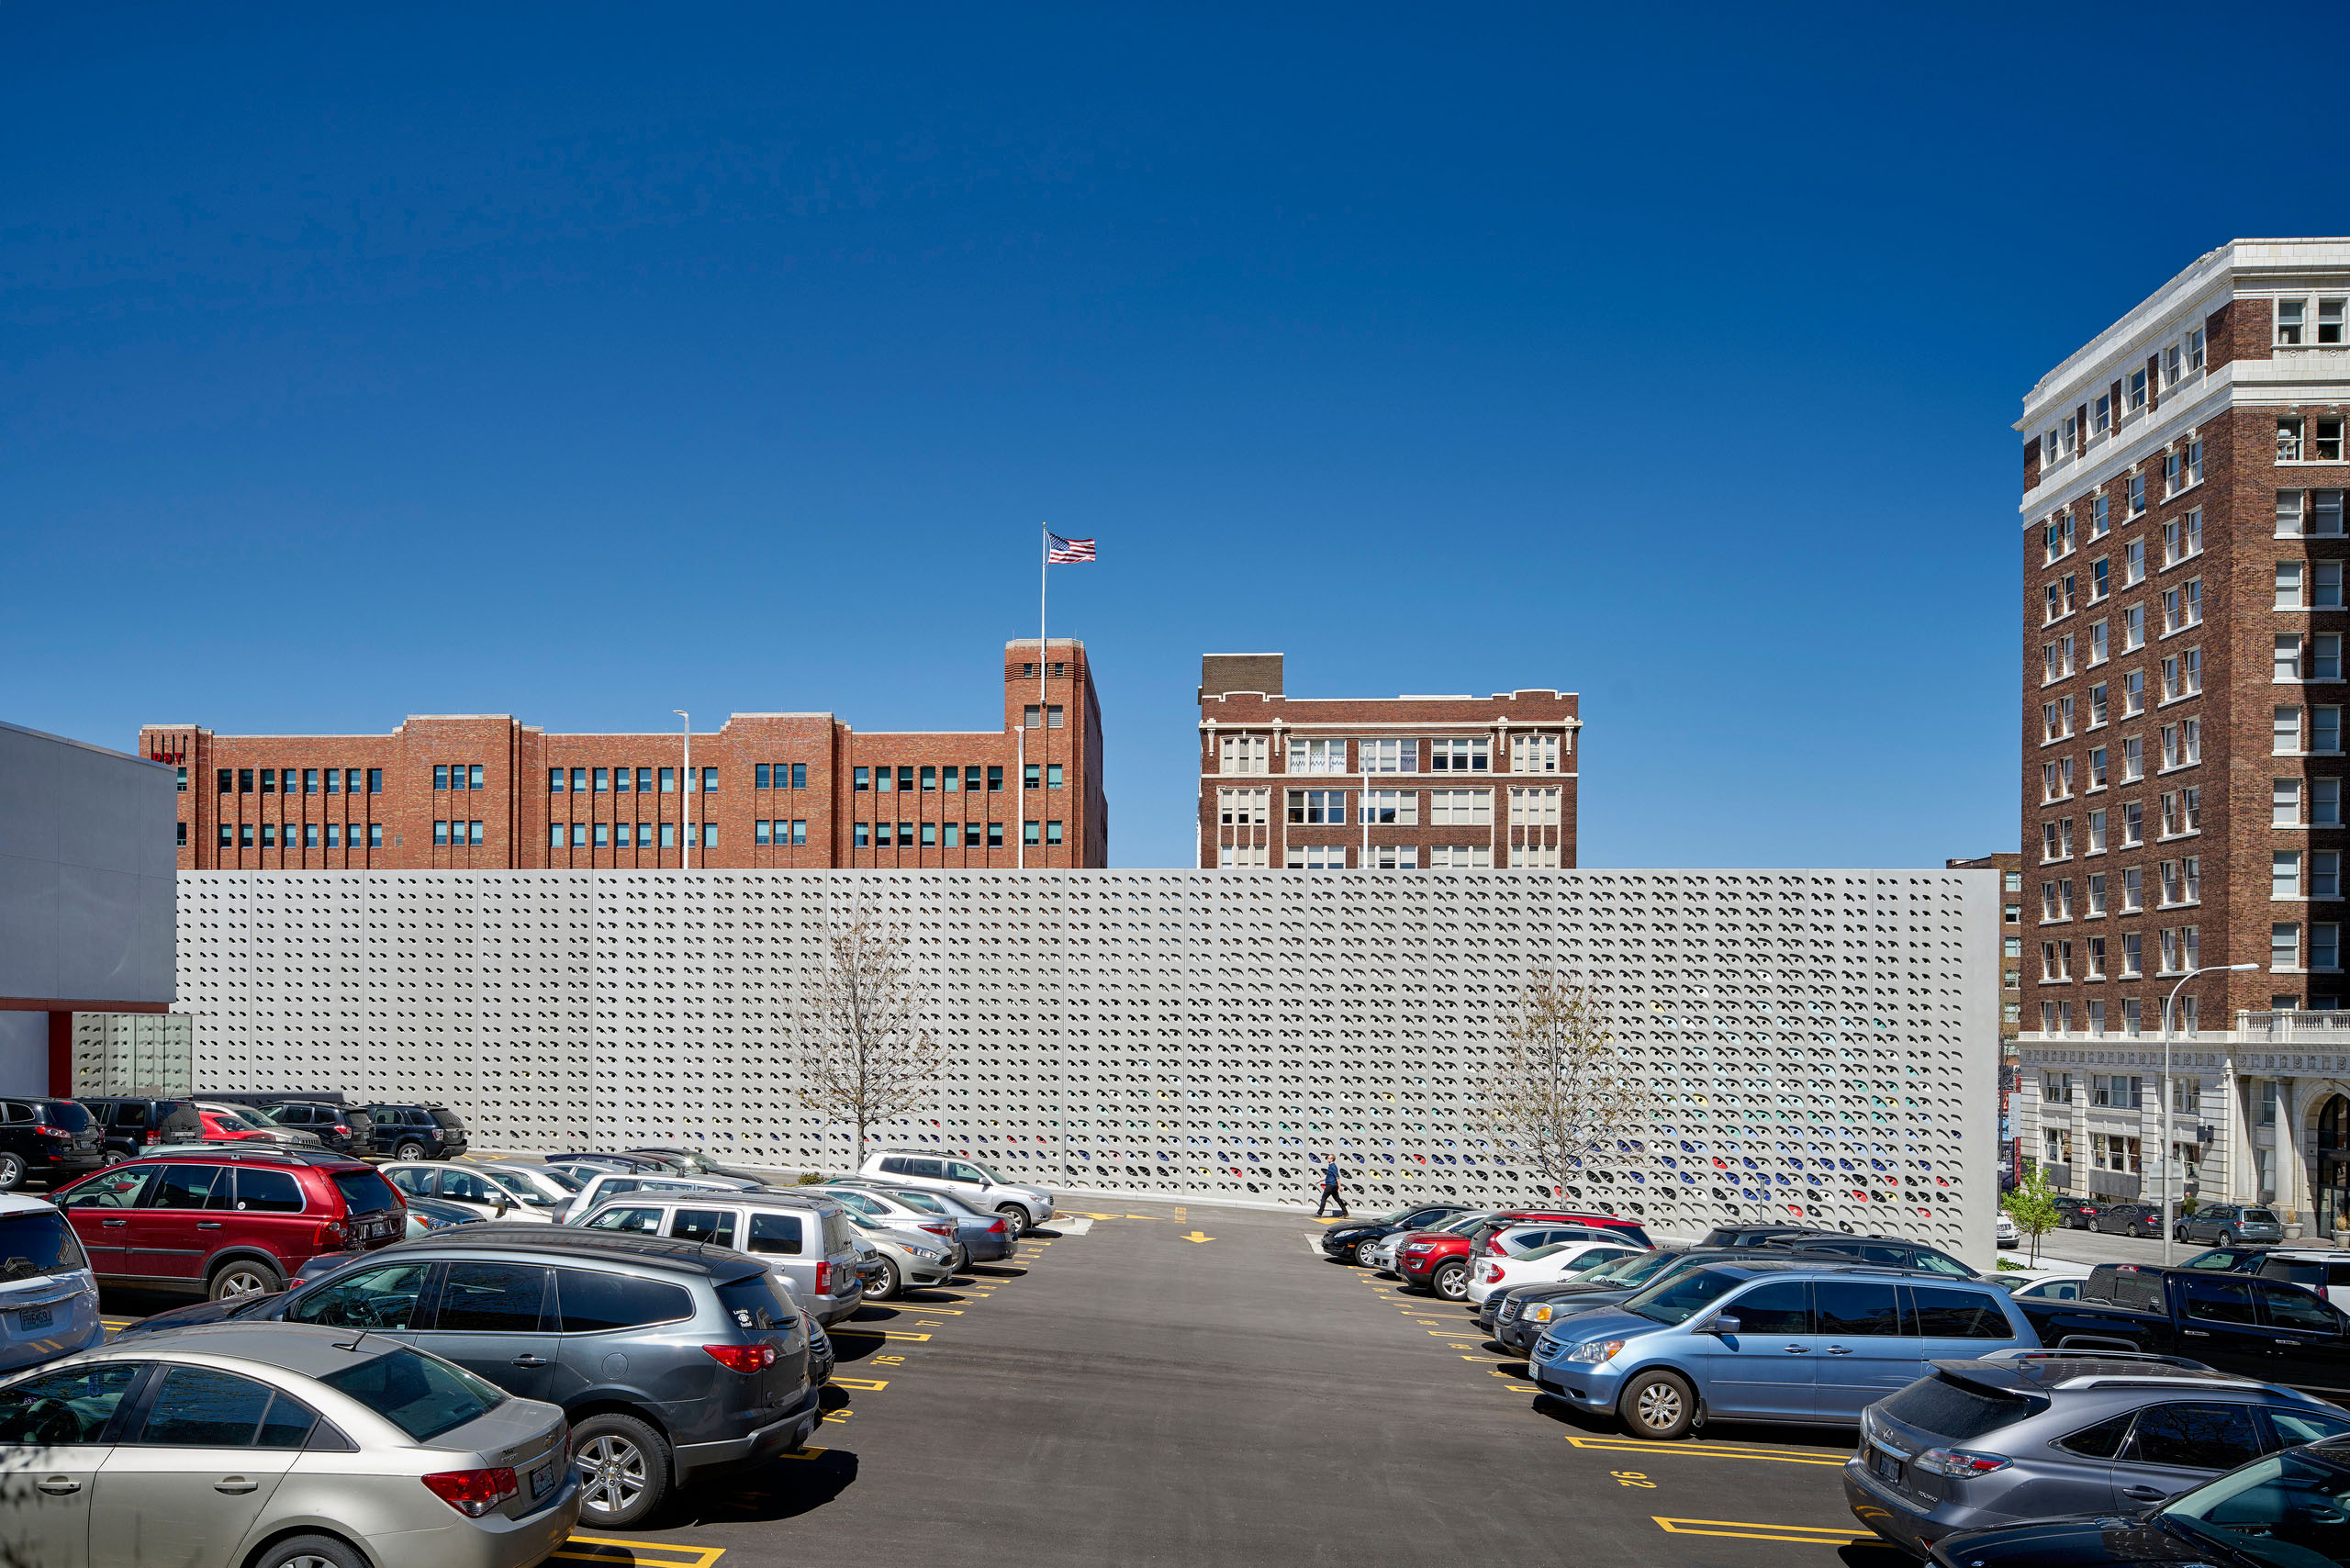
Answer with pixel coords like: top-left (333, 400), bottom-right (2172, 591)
top-left (593, 1203), bottom-right (1897, 1568)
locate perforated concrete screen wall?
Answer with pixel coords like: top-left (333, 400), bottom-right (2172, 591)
top-left (175, 869), bottom-right (1999, 1254)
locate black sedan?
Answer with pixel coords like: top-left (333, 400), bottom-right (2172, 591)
top-left (1929, 1436), bottom-right (2350, 1568)
top-left (1319, 1204), bottom-right (1472, 1265)
top-left (2053, 1196), bottom-right (2104, 1230)
top-left (2092, 1201), bottom-right (2165, 1238)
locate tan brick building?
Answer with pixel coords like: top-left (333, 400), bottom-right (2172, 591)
top-left (1196, 653), bottom-right (1578, 869)
top-left (2016, 239), bottom-right (2350, 1228)
top-left (141, 638), bottom-right (1106, 871)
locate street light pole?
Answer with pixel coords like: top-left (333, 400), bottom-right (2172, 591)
top-left (674, 710), bottom-right (691, 871)
top-left (2163, 960), bottom-right (2261, 1263)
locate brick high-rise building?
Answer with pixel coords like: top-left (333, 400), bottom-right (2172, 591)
top-left (141, 639), bottom-right (1106, 871)
top-left (2017, 239), bottom-right (2350, 1229)
top-left (1197, 653), bottom-right (1578, 869)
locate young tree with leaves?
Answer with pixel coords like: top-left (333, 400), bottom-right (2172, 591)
top-left (2002, 1167), bottom-right (2063, 1266)
top-left (1481, 972), bottom-right (1652, 1202)
top-left (796, 913), bottom-right (948, 1170)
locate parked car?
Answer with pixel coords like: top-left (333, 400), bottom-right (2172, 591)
top-left (120, 1223), bottom-right (821, 1528)
top-left (2052, 1196), bottom-right (2104, 1231)
top-left (831, 1181), bottom-right (1015, 1265)
top-left (613, 1148), bottom-right (777, 1184)
top-left (572, 1189), bottom-right (867, 1325)
top-left (198, 1103), bottom-right (323, 1148)
top-left (0, 1320), bottom-right (581, 1568)
top-left (546, 1153), bottom-right (673, 1176)
top-left (1758, 1233), bottom-right (1980, 1278)
top-left (0, 1194), bottom-right (103, 1375)
top-left (1996, 1213), bottom-right (2020, 1249)
top-left (845, 1216), bottom-right (954, 1299)
top-left (856, 1149), bottom-right (1055, 1237)
top-left (52, 1149), bottom-right (408, 1299)
top-left (2253, 1249), bottom-right (2350, 1313)
top-left (1492, 1244), bottom-right (1957, 1353)
top-left (2093, 1201), bottom-right (2165, 1238)
top-left (1845, 1350), bottom-right (2350, 1558)
top-left (1924, 1433), bottom-right (2350, 1568)
top-left (259, 1099), bottom-right (375, 1156)
top-left (364, 1103), bottom-right (470, 1161)
top-left (385, 1161), bottom-right (567, 1223)
top-left (555, 1170), bottom-right (758, 1225)
top-left (1982, 1263), bottom-right (2095, 1305)
top-left (2176, 1204), bottom-right (2287, 1246)
top-left (2182, 1245), bottom-right (2280, 1273)
top-left (1698, 1223), bottom-right (1851, 1248)
top-left (807, 1184), bottom-right (963, 1256)
top-left (1468, 1238), bottom-right (1647, 1310)
top-left (1483, 1246), bottom-right (1687, 1338)
top-left (2016, 1262), bottom-right (2350, 1397)
top-left (1529, 1260), bottom-right (2036, 1439)
top-left (0, 1097), bottom-right (106, 1191)
top-left (1318, 1204), bottom-right (1476, 1267)
top-left (80, 1096), bottom-right (204, 1164)
top-left (1403, 1209), bottom-right (1647, 1300)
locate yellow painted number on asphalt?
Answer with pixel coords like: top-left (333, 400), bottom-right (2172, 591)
top-left (1610, 1471), bottom-right (1656, 1489)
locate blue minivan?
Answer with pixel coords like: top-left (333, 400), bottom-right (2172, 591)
top-left (1529, 1260), bottom-right (2037, 1439)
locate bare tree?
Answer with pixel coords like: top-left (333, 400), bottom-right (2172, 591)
top-left (1480, 972), bottom-right (1652, 1202)
top-left (796, 913), bottom-right (948, 1170)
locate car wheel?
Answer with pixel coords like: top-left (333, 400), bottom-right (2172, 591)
top-left (253, 1533), bottom-right (369, 1568)
top-left (1355, 1238), bottom-right (1382, 1267)
top-left (949, 1244), bottom-right (969, 1272)
top-left (995, 1204), bottom-right (1028, 1239)
top-left (395, 1140), bottom-right (426, 1161)
top-left (572, 1412), bottom-right (670, 1529)
top-left (0, 1154), bottom-right (27, 1193)
top-left (2175, 1225), bottom-right (2190, 1241)
top-left (2219, 1229), bottom-right (2236, 1245)
top-left (1431, 1260), bottom-right (1471, 1301)
top-left (867, 1259), bottom-right (901, 1300)
top-left (208, 1258), bottom-right (285, 1300)
top-left (1618, 1370), bottom-right (1697, 1440)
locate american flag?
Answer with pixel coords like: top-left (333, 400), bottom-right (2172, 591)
top-left (1046, 532), bottom-right (1097, 564)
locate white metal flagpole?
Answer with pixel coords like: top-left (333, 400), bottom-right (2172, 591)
top-left (1039, 521), bottom-right (1049, 865)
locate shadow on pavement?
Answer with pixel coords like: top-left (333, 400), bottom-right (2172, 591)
top-left (675, 1448), bottom-right (860, 1525)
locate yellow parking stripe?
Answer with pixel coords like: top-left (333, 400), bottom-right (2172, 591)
top-left (1653, 1517), bottom-right (1874, 1543)
top-left (1566, 1435), bottom-right (1844, 1467)
top-left (779, 1446), bottom-right (829, 1461)
top-left (554, 1534), bottom-right (726, 1567)
top-left (831, 1377), bottom-right (890, 1391)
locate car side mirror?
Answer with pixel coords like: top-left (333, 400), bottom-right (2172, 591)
top-left (1706, 1314), bottom-right (1742, 1337)
top-left (492, 1194), bottom-right (509, 1215)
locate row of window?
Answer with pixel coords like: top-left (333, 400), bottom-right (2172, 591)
top-left (215, 768), bottom-right (382, 795)
top-left (551, 823), bottom-right (716, 848)
top-left (1215, 785), bottom-right (1565, 827)
top-left (2041, 780), bottom-right (2348, 868)
top-left (2038, 996), bottom-right (2207, 1039)
top-left (850, 821), bottom-right (1046, 848)
top-left (1214, 733), bottom-right (1567, 777)
top-left (215, 823), bottom-right (383, 849)
top-left (2036, 926), bottom-right (2337, 1017)
top-left (2041, 711), bottom-right (2350, 809)
top-left (435, 821), bottom-right (484, 846)
top-left (2038, 1070), bottom-right (2205, 1111)
top-left (2035, 334), bottom-right (2205, 471)
top-left (2044, 565), bottom-right (2200, 631)
top-left (549, 767), bottom-right (714, 794)
top-left (2040, 449), bottom-right (2206, 564)
top-left (433, 765), bottom-right (486, 790)
top-left (1217, 844), bottom-right (1531, 869)
top-left (856, 766), bottom-right (1006, 793)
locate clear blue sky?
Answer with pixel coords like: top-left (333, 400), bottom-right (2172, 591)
top-left (4, 5), bottom-right (2338, 868)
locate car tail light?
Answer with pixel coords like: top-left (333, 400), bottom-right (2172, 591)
top-left (986, 1219), bottom-right (1007, 1234)
top-left (921, 1222), bottom-right (955, 1239)
top-left (813, 1260), bottom-right (831, 1294)
top-left (1912, 1448), bottom-right (2011, 1478)
top-left (1478, 1261), bottom-right (1500, 1282)
top-left (333, 1124), bottom-right (351, 1136)
top-left (33, 1126), bottom-right (67, 1140)
top-left (703, 1343), bottom-right (778, 1373)
top-left (317, 1220), bottom-right (348, 1248)
top-left (421, 1467), bottom-right (519, 1517)
top-left (142, 1131), bottom-right (159, 1147)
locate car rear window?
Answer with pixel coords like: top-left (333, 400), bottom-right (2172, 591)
top-left (554, 1267), bottom-right (692, 1332)
top-left (429, 1110), bottom-right (466, 1131)
top-left (231, 1169), bottom-right (305, 1213)
top-left (747, 1213), bottom-right (804, 1256)
top-left (717, 1272), bottom-right (795, 1331)
top-left (2246, 1210), bottom-right (2280, 1224)
top-left (39, 1103), bottom-right (92, 1133)
top-left (0, 1210), bottom-right (88, 1279)
top-left (330, 1170), bottom-right (401, 1216)
top-left (1878, 1372), bottom-right (2038, 1441)
top-left (1908, 1286), bottom-right (2013, 1338)
top-left (318, 1347), bottom-right (506, 1441)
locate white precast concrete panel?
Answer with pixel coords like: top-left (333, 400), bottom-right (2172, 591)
top-left (176, 868), bottom-right (1999, 1254)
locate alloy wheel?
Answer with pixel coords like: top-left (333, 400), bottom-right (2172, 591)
top-left (1636, 1382), bottom-right (1684, 1431)
top-left (1355, 1239), bottom-right (1381, 1267)
top-left (217, 1266), bottom-right (275, 1298)
top-left (577, 1434), bottom-right (647, 1517)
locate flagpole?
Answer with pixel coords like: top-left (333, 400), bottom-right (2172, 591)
top-left (1039, 521), bottom-right (1049, 867)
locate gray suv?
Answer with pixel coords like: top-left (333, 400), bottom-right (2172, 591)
top-left (574, 1190), bottom-right (867, 1326)
top-left (117, 1221), bottom-right (820, 1528)
top-left (1844, 1350), bottom-right (2350, 1557)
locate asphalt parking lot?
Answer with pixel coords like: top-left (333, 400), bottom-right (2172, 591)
top-left (92, 1197), bottom-right (1929, 1568)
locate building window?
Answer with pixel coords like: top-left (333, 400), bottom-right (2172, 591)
top-left (2279, 707), bottom-right (2306, 755)
top-left (1219, 734), bottom-right (1270, 774)
top-left (2320, 778), bottom-right (2344, 825)
top-left (1357, 737), bottom-right (1417, 774)
top-left (2277, 923), bottom-right (2303, 971)
top-left (1288, 790), bottom-right (1348, 825)
top-left (2322, 420), bottom-right (2346, 462)
top-left (1508, 733), bottom-right (1561, 773)
top-left (550, 823), bottom-right (565, 848)
top-left (1046, 821), bottom-right (1063, 846)
top-left (1046, 764), bottom-right (1064, 790)
top-left (1219, 843), bottom-right (1270, 868)
top-left (1365, 846), bottom-right (1416, 869)
top-left (175, 821), bottom-right (188, 847)
top-left (2127, 473), bottom-right (2146, 515)
top-left (592, 768), bottom-right (608, 793)
top-left (2280, 298), bottom-right (2309, 345)
top-left (1287, 738), bottom-right (1347, 775)
top-left (1023, 821), bottom-right (1041, 847)
top-left (2318, 851), bottom-right (2343, 899)
top-left (1219, 788), bottom-right (1270, 826)
top-left (1427, 737), bottom-right (1490, 772)
top-left (854, 767), bottom-right (869, 791)
top-left (987, 822), bottom-right (1003, 847)
top-left (854, 823), bottom-right (870, 848)
top-left (1429, 789), bottom-right (1492, 825)
top-left (1426, 845), bottom-right (1491, 869)
top-left (1358, 789), bottom-right (1415, 825)
top-left (2319, 924), bottom-right (2343, 971)
top-left (612, 767), bottom-right (632, 795)
top-left (549, 768), bottom-right (565, 793)
top-left (1024, 764), bottom-right (1040, 790)
top-left (1508, 786), bottom-right (1561, 824)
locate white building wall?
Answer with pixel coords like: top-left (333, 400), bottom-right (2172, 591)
top-left (176, 868), bottom-right (1999, 1253)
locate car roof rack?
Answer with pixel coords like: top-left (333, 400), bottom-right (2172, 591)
top-left (129, 1147), bottom-right (364, 1167)
top-left (1983, 1348), bottom-right (2211, 1369)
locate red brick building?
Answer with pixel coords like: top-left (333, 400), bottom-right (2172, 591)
top-left (1196, 653), bottom-right (1578, 869)
top-left (143, 639), bottom-right (1106, 870)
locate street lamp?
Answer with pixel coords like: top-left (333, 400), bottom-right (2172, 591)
top-left (674, 711), bottom-right (691, 871)
top-left (2162, 961), bottom-right (2262, 1262)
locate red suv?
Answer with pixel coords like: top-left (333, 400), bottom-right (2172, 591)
top-left (1396, 1209), bottom-right (1651, 1300)
top-left (53, 1149), bottom-right (407, 1301)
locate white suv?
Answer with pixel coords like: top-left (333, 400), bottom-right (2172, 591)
top-left (857, 1150), bottom-right (1053, 1236)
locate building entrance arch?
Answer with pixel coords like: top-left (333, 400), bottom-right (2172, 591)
top-left (2318, 1094), bottom-right (2350, 1240)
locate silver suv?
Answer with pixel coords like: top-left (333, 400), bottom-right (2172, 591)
top-left (857, 1150), bottom-right (1053, 1236)
top-left (1845, 1350), bottom-right (2350, 1558)
top-left (574, 1190), bottom-right (867, 1326)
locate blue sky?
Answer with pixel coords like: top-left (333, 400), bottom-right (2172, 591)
top-left (4, 5), bottom-right (2339, 868)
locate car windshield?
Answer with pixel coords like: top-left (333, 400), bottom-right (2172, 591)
top-left (485, 1170), bottom-right (564, 1205)
top-left (206, 1106), bottom-right (273, 1131)
top-left (884, 1191), bottom-right (951, 1215)
top-left (2162, 1449), bottom-right (2350, 1567)
top-left (317, 1347), bottom-right (506, 1442)
top-left (528, 1167), bottom-right (585, 1193)
top-left (1626, 1267), bottom-right (1745, 1325)
top-left (1584, 1249), bottom-right (1682, 1286)
top-left (960, 1160), bottom-right (1009, 1184)
top-left (0, 1211), bottom-right (88, 1281)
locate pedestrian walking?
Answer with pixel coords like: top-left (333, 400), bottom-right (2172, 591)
top-left (1315, 1157), bottom-right (1347, 1217)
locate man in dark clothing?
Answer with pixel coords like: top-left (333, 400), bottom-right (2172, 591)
top-left (1315, 1159), bottom-right (1347, 1217)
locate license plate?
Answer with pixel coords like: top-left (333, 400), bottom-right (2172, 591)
top-left (18, 1306), bottom-right (50, 1332)
top-left (530, 1459), bottom-right (556, 1499)
top-left (1870, 1448), bottom-right (1902, 1484)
